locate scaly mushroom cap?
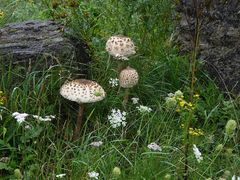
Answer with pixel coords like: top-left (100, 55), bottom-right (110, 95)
top-left (106, 35), bottom-right (136, 60)
top-left (119, 66), bottom-right (139, 88)
top-left (60, 79), bottom-right (106, 104)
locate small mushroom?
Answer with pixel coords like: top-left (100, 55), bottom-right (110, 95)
top-left (119, 66), bottom-right (139, 105)
top-left (60, 79), bottom-right (106, 140)
top-left (106, 35), bottom-right (136, 72)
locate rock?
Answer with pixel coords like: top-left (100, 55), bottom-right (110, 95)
top-left (175, 0), bottom-right (240, 94)
top-left (0, 20), bottom-right (90, 77)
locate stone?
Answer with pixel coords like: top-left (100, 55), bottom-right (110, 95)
top-left (0, 20), bottom-right (90, 77)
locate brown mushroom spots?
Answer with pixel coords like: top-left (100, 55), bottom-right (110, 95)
top-left (119, 67), bottom-right (139, 88)
top-left (106, 35), bottom-right (136, 60)
top-left (60, 79), bottom-right (106, 104)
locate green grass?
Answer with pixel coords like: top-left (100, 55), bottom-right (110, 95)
top-left (0, 0), bottom-right (240, 179)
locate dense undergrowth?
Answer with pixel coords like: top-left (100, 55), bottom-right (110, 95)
top-left (0, 0), bottom-right (239, 179)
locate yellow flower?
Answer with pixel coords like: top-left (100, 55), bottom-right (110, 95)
top-left (194, 94), bottom-right (200, 99)
top-left (188, 102), bottom-right (193, 107)
top-left (0, 11), bottom-right (4, 18)
top-left (0, 91), bottom-right (6, 106)
top-left (179, 101), bottom-right (186, 107)
top-left (176, 108), bottom-right (180, 112)
top-left (189, 128), bottom-right (204, 136)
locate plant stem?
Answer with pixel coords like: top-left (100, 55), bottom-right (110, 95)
top-left (117, 60), bottom-right (124, 73)
top-left (123, 88), bottom-right (130, 107)
top-left (73, 104), bottom-right (84, 140)
top-left (183, 0), bottom-right (201, 179)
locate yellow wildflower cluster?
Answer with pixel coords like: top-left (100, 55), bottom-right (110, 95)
top-left (165, 90), bottom-right (200, 112)
top-left (0, 10), bottom-right (4, 18)
top-left (0, 91), bottom-right (6, 106)
top-left (175, 95), bottom-right (195, 112)
top-left (180, 124), bottom-right (204, 136)
top-left (189, 127), bottom-right (204, 136)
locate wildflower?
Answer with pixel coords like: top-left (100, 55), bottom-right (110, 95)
top-left (90, 141), bottom-right (103, 147)
top-left (167, 93), bottom-right (174, 97)
top-left (24, 125), bottom-right (31, 129)
top-left (0, 10), bottom-right (4, 18)
top-left (232, 175), bottom-right (240, 180)
top-left (164, 174), bottom-right (171, 179)
top-left (215, 144), bottom-right (224, 151)
top-left (12, 112), bottom-right (29, 124)
top-left (108, 109), bottom-right (127, 128)
top-left (193, 94), bottom-right (200, 99)
top-left (174, 90), bottom-right (183, 98)
top-left (188, 102), bottom-right (193, 107)
top-left (14, 169), bottom-right (23, 179)
top-left (33, 115), bottom-right (55, 122)
top-left (112, 167), bottom-right (121, 176)
top-left (136, 105), bottom-right (152, 113)
top-left (223, 170), bottom-right (231, 179)
top-left (88, 171), bottom-right (99, 179)
top-left (131, 97), bottom-right (139, 104)
top-left (56, 174), bottom-right (66, 178)
top-left (147, 142), bottom-right (162, 151)
top-left (109, 78), bottom-right (119, 87)
top-left (165, 97), bottom-right (177, 108)
top-left (225, 119), bottom-right (237, 137)
top-left (0, 91), bottom-right (6, 105)
top-left (188, 128), bottom-right (204, 136)
top-left (192, 144), bottom-right (203, 163)
top-left (225, 148), bottom-right (233, 157)
top-left (176, 108), bottom-right (180, 112)
top-left (179, 100), bottom-right (186, 107)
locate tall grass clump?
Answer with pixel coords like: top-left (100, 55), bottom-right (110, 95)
top-left (0, 0), bottom-right (239, 179)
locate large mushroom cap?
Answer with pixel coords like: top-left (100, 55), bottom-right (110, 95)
top-left (119, 66), bottom-right (139, 88)
top-left (106, 35), bottom-right (136, 60)
top-left (60, 79), bottom-right (106, 104)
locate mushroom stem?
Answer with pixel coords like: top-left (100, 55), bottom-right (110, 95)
top-left (106, 54), bottom-right (111, 70)
top-left (117, 60), bottom-right (124, 73)
top-left (73, 104), bottom-right (85, 140)
top-left (123, 88), bottom-right (130, 107)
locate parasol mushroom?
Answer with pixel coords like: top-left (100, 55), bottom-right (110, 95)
top-left (106, 35), bottom-right (136, 72)
top-left (119, 66), bottom-right (139, 105)
top-left (60, 79), bottom-right (106, 140)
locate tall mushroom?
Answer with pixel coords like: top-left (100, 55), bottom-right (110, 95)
top-left (106, 35), bottom-right (136, 72)
top-left (60, 79), bottom-right (106, 140)
top-left (119, 66), bottom-right (139, 106)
